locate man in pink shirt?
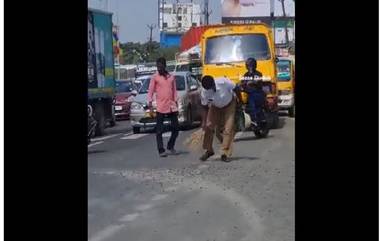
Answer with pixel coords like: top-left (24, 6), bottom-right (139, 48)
top-left (147, 57), bottom-right (179, 157)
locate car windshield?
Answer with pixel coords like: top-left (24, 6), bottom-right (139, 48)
top-left (137, 77), bottom-right (152, 94)
top-left (277, 61), bottom-right (291, 81)
top-left (138, 75), bottom-right (186, 94)
top-left (116, 81), bottom-right (134, 93)
top-left (205, 34), bottom-right (271, 64)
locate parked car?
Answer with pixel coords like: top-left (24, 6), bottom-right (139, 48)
top-left (114, 80), bottom-right (137, 120)
top-left (130, 71), bottom-right (202, 133)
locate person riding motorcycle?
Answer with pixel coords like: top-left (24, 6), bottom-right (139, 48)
top-left (240, 57), bottom-right (268, 129)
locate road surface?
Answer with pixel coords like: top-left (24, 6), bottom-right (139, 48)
top-left (88, 114), bottom-right (294, 241)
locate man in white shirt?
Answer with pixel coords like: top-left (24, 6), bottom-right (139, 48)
top-left (199, 75), bottom-right (243, 162)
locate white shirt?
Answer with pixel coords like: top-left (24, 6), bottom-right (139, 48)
top-left (201, 77), bottom-right (236, 108)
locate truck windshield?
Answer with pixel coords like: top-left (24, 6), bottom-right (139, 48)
top-left (205, 34), bottom-right (271, 64)
top-left (277, 61), bottom-right (291, 81)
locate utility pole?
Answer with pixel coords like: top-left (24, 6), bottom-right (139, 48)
top-left (147, 24), bottom-right (156, 53)
top-left (203, 0), bottom-right (212, 25)
top-left (190, 0), bottom-right (193, 27)
top-left (270, 0), bottom-right (276, 48)
top-left (279, 0), bottom-right (289, 47)
top-left (176, 0), bottom-right (179, 32)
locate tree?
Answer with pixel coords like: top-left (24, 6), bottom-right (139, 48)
top-left (119, 41), bottom-right (179, 64)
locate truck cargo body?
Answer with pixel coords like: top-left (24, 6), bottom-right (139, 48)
top-left (88, 8), bottom-right (116, 135)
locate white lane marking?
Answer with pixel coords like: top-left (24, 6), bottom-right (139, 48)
top-left (135, 204), bottom-right (153, 211)
top-left (198, 164), bottom-right (209, 169)
top-left (234, 131), bottom-right (244, 140)
top-left (162, 132), bottom-right (171, 138)
top-left (121, 133), bottom-right (149, 140)
top-left (88, 141), bottom-right (104, 148)
top-left (119, 213), bottom-right (140, 222)
top-left (151, 194), bottom-right (168, 201)
top-left (123, 132), bottom-right (133, 136)
top-left (88, 224), bottom-right (124, 241)
top-left (91, 134), bottom-right (120, 142)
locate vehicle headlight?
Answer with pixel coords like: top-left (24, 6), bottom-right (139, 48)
top-left (131, 102), bottom-right (144, 110)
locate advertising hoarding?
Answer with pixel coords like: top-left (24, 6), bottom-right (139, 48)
top-left (221, 0), bottom-right (295, 25)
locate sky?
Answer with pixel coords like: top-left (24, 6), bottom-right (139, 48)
top-left (88, 0), bottom-right (222, 43)
top-left (88, 0), bottom-right (294, 43)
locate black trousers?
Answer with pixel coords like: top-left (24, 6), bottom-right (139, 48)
top-left (156, 112), bottom-right (179, 153)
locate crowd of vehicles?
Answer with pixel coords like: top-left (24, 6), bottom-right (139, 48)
top-left (88, 10), bottom-right (295, 140)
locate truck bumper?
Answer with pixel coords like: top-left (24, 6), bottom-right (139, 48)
top-left (278, 94), bottom-right (295, 109)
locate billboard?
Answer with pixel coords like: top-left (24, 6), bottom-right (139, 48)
top-left (222, 0), bottom-right (271, 18)
top-left (221, 0), bottom-right (295, 24)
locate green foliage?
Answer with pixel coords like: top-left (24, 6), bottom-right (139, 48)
top-left (120, 41), bottom-right (179, 64)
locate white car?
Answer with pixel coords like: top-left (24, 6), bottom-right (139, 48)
top-left (130, 72), bottom-right (202, 133)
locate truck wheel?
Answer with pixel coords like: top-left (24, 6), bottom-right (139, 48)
top-left (133, 126), bottom-right (140, 134)
top-left (254, 128), bottom-right (269, 138)
top-left (95, 105), bottom-right (106, 136)
top-left (288, 106), bottom-right (295, 117)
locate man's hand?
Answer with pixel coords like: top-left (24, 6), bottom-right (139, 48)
top-left (148, 102), bottom-right (154, 115)
top-left (200, 104), bottom-right (209, 131)
top-left (201, 121), bottom-right (207, 131)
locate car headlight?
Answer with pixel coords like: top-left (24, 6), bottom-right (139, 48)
top-left (131, 102), bottom-right (144, 110)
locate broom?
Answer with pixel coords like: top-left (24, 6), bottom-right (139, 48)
top-left (183, 128), bottom-right (205, 152)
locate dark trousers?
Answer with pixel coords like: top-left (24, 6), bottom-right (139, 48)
top-left (156, 112), bottom-right (179, 153)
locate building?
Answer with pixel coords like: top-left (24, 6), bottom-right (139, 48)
top-left (158, 1), bottom-right (201, 47)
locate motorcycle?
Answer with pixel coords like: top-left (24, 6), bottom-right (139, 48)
top-left (235, 77), bottom-right (270, 138)
top-left (247, 106), bottom-right (269, 138)
top-left (88, 105), bottom-right (97, 145)
top-left (235, 104), bottom-right (269, 138)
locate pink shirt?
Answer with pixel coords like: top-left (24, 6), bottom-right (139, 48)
top-left (147, 72), bottom-right (178, 114)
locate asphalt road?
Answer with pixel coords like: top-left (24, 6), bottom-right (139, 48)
top-left (88, 113), bottom-right (295, 241)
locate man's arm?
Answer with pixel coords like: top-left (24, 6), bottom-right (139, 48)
top-left (225, 78), bottom-right (243, 104)
top-left (200, 89), bottom-right (209, 130)
top-left (234, 85), bottom-right (244, 105)
top-left (147, 75), bottom-right (156, 108)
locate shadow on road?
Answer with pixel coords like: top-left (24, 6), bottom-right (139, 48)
top-left (168, 150), bottom-right (190, 156)
top-left (228, 156), bottom-right (258, 162)
top-left (234, 134), bottom-right (274, 142)
top-left (88, 150), bottom-right (107, 155)
top-left (210, 156), bottom-right (258, 162)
